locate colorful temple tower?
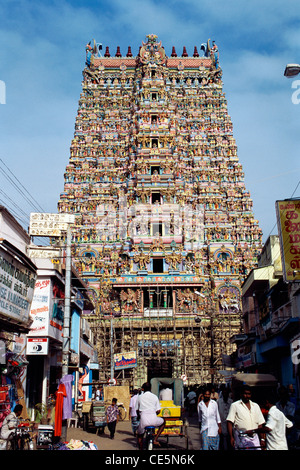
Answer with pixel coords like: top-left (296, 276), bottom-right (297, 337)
top-left (58, 35), bottom-right (263, 385)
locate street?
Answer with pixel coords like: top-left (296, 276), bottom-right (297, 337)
top-left (64, 414), bottom-right (200, 451)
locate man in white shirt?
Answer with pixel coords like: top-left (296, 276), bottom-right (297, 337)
top-left (198, 387), bottom-right (221, 450)
top-left (245, 393), bottom-right (293, 450)
top-left (227, 385), bottom-right (265, 449)
top-left (129, 389), bottom-right (139, 436)
top-left (159, 385), bottom-right (173, 401)
top-left (135, 382), bottom-right (165, 449)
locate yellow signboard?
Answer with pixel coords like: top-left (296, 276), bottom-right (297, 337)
top-left (276, 199), bottom-right (300, 282)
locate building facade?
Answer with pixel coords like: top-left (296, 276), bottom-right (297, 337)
top-left (25, 255), bottom-right (98, 415)
top-left (238, 234), bottom-right (300, 409)
top-left (57, 35), bottom-right (262, 386)
top-left (0, 206), bottom-right (37, 422)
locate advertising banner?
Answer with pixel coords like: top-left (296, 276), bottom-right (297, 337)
top-left (26, 337), bottom-right (49, 355)
top-left (276, 199), bottom-right (300, 282)
top-left (29, 279), bottom-right (51, 335)
top-left (114, 351), bottom-right (137, 370)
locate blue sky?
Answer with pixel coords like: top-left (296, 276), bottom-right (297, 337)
top-left (0, 0), bottom-right (300, 243)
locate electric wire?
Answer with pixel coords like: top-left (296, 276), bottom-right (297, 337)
top-left (0, 157), bottom-right (50, 245)
top-left (0, 157), bottom-right (45, 213)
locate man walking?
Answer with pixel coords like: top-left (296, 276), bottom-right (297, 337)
top-left (245, 392), bottom-right (293, 450)
top-left (186, 387), bottom-right (197, 416)
top-left (105, 397), bottom-right (119, 439)
top-left (217, 387), bottom-right (233, 450)
top-left (198, 386), bottom-right (222, 450)
top-left (129, 389), bottom-right (139, 436)
top-left (135, 382), bottom-right (165, 449)
top-left (227, 385), bottom-right (265, 449)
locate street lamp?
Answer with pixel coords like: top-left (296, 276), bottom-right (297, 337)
top-left (284, 64), bottom-right (300, 78)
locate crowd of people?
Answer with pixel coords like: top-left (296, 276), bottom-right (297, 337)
top-left (127, 381), bottom-right (299, 451)
top-left (0, 382), bottom-right (297, 451)
top-left (186, 383), bottom-right (298, 451)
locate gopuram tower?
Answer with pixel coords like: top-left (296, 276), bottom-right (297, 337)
top-left (58, 35), bottom-right (263, 386)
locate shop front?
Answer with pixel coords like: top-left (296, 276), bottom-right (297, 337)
top-left (0, 238), bottom-right (37, 423)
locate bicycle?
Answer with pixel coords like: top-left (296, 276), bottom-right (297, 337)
top-left (6, 422), bottom-right (34, 450)
top-left (117, 403), bottom-right (127, 421)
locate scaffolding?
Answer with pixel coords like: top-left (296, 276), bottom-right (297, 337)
top-left (86, 292), bottom-right (240, 388)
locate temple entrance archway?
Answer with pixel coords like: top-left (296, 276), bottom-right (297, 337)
top-left (147, 358), bottom-right (173, 382)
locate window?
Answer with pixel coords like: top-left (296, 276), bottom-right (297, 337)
top-left (151, 166), bottom-right (160, 175)
top-left (152, 222), bottom-right (163, 235)
top-left (152, 192), bottom-right (161, 204)
top-left (152, 258), bottom-right (164, 273)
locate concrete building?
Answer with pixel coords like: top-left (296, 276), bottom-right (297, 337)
top-left (0, 205), bottom-right (37, 421)
top-left (235, 235), bottom-right (300, 408)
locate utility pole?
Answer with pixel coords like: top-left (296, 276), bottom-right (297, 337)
top-left (61, 223), bottom-right (72, 442)
top-left (110, 315), bottom-right (114, 382)
top-left (62, 223), bottom-right (72, 377)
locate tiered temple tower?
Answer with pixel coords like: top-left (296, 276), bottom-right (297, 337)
top-left (58, 35), bottom-right (263, 386)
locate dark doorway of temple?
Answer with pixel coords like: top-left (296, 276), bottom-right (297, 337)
top-left (147, 359), bottom-right (173, 382)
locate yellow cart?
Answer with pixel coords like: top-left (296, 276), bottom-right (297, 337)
top-left (150, 378), bottom-right (189, 449)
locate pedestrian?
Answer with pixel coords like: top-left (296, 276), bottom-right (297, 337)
top-left (217, 387), bottom-right (233, 450)
top-left (198, 386), bottom-right (221, 450)
top-left (245, 392), bottom-right (293, 450)
top-left (129, 389), bottom-right (139, 436)
top-left (210, 385), bottom-right (219, 401)
top-left (135, 382), bottom-right (165, 450)
top-left (276, 385), bottom-right (297, 447)
top-left (227, 385), bottom-right (265, 450)
top-left (276, 386), bottom-right (295, 419)
top-left (186, 387), bottom-right (197, 416)
top-left (96, 386), bottom-right (103, 401)
top-left (105, 397), bottom-right (119, 439)
top-left (0, 404), bottom-right (23, 449)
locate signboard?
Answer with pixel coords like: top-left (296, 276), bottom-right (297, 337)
top-left (0, 248), bottom-right (36, 324)
top-left (26, 337), bottom-right (49, 355)
top-left (29, 279), bottom-right (51, 335)
top-left (27, 247), bottom-right (61, 259)
top-left (114, 351), bottom-right (137, 370)
top-left (29, 213), bottom-right (75, 237)
top-left (276, 199), bottom-right (300, 282)
top-left (29, 278), bottom-right (64, 341)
